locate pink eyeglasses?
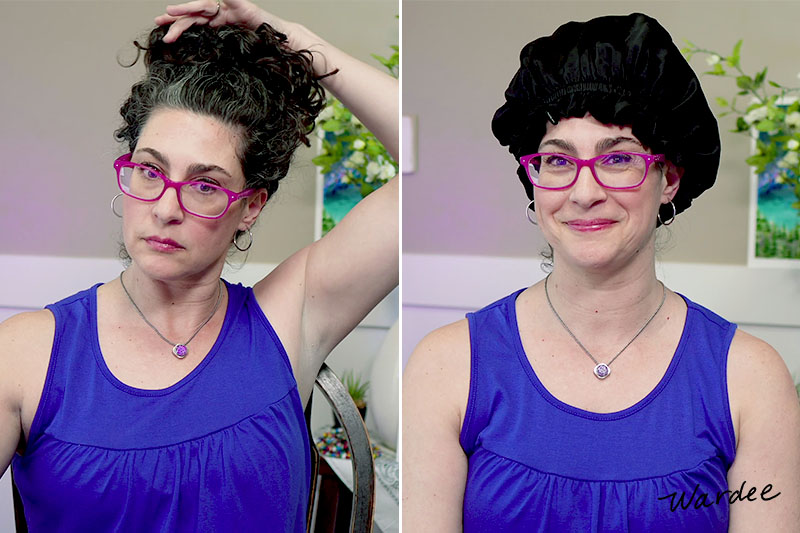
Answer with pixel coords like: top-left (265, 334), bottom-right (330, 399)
top-left (519, 152), bottom-right (666, 190)
top-left (114, 153), bottom-right (254, 219)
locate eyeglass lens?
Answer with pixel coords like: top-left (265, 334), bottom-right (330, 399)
top-left (119, 165), bottom-right (230, 217)
top-left (529, 153), bottom-right (648, 189)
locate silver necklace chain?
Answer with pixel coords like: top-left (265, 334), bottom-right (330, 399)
top-left (119, 272), bottom-right (223, 359)
top-left (543, 274), bottom-right (666, 380)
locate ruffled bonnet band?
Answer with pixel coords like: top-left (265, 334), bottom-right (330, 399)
top-left (491, 12), bottom-right (720, 217)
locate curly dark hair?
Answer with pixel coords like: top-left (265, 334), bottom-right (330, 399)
top-left (116, 22), bottom-right (327, 201)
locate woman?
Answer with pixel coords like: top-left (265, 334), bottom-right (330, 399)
top-left (403, 12), bottom-right (799, 532)
top-left (0, 0), bottom-right (397, 530)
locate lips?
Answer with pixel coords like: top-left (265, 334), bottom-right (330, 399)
top-left (565, 219), bottom-right (616, 232)
top-left (144, 236), bottom-right (184, 251)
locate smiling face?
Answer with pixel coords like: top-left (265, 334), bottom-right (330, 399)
top-left (121, 108), bottom-right (267, 282)
top-left (533, 114), bottom-right (680, 273)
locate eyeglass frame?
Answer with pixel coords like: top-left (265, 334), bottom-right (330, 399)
top-left (518, 152), bottom-right (666, 191)
top-left (113, 153), bottom-right (255, 219)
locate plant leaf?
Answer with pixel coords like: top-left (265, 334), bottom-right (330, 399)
top-left (736, 75), bottom-right (753, 90)
top-left (753, 67), bottom-right (767, 88)
top-left (736, 117), bottom-right (748, 131)
top-left (756, 119), bottom-right (776, 132)
top-left (360, 182), bottom-right (375, 197)
top-left (320, 120), bottom-right (343, 132)
top-left (730, 39), bottom-right (742, 68)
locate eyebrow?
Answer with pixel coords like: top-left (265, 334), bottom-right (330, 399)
top-left (135, 147), bottom-right (234, 180)
top-left (539, 136), bottom-right (645, 153)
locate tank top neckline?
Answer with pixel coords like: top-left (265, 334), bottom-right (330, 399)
top-left (507, 287), bottom-right (692, 421)
top-left (88, 279), bottom-right (239, 397)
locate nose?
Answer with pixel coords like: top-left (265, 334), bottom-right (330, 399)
top-left (568, 164), bottom-right (607, 208)
top-left (152, 184), bottom-right (185, 224)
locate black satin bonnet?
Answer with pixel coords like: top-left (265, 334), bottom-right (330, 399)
top-left (491, 13), bottom-right (721, 218)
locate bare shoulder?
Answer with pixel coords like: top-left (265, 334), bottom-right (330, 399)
top-left (727, 328), bottom-right (799, 443)
top-left (405, 319), bottom-right (471, 375)
top-left (0, 309), bottom-right (55, 364)
top-left (728, 329), bottom-right (795, 400)
top-left (404, 319), bottom-right (472, 424)
top-left (402, 319), bottom-right (472, 531)
top-left (726, 330), bottom-right (800, 530)
top-left (0, 310), bottom-right (55, 411)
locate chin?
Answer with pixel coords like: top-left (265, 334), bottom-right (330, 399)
top-left (130, 254), bottom-right (189, 281)
top-left (556, 242), bottom-right (626, 271)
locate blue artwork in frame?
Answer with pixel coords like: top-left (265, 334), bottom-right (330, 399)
top-left (748, 100), bottom-right (800, 266)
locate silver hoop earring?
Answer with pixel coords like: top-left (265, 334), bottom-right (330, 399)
top-left (658, 200), bottom-right (676, 226)
top-left (233, 228), bottom-right (254, 252)
top-left (525, 199), bottom-right (538, 225)
top-left (111, 193), bottom-right (124, 218)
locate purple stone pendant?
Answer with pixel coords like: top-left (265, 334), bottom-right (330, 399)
top-left (593, 363), bottom-right (611, 380)
top-left (172, 344), bottom-right (189, 359)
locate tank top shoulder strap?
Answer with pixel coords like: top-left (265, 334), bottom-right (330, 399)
top-left (29, 284), bottom-right (103, 447)
top-left (460, 289), bottom-right (526, 454)
top-left (674, 294), bottom-right (738, 465)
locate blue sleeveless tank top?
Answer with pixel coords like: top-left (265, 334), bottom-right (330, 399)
top-left (461, 289), bottom-right (737, 532)
top-left (12, 281), bottom-right (310, 532)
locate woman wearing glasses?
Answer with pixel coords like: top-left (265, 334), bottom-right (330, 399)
top-left (0, 0), bottom-right (396, 530)
top-left (403, 13), bottom-right (799, 532)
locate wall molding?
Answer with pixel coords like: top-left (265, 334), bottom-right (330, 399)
top-left (403, 253), bottom-right (800, 328)
top-left (0, 254), bottom-right (396, 328)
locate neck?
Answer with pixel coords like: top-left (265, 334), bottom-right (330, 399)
top-left (544, 256), bottom-right (664, 336)
top-left (120, 263), bottom-right (225, 331)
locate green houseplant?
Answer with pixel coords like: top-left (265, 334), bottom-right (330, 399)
top-left (682, 40), bottom-right (800, 259)
top-left (313, 44), bottom-right (398, 235)
top-left (341, 370), bottom-right (370, 420)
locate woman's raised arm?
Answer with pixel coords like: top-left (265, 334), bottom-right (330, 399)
top-left (155, 1), bottom-right (398, 396)
top-left (156, 0), bottom-right (398, 159)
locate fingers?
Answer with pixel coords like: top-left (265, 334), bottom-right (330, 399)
top-left (154, 14), bottom-right (179, 26)
top-left (154, 0), bottom-right (273, 43)
top-left (155, 0), bottom-right (222, 42)
top-left (161, 15), bottom-right (210, 43)
top-left (165, 1), bottom-right (218, 17)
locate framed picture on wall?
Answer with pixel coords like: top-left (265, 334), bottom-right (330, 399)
top-left (747, 98), bottom-right (800, 267)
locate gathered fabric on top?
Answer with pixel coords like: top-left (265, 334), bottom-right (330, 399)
top-left (12, 281), bottom-right (310, 533)
top-left (461, 290), bottom-right (737, 532)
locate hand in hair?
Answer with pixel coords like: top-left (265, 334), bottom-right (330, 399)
top-left (155, 0), bottom-right (335, 77)
top-left (156, 0), bottom-right (287, 45)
